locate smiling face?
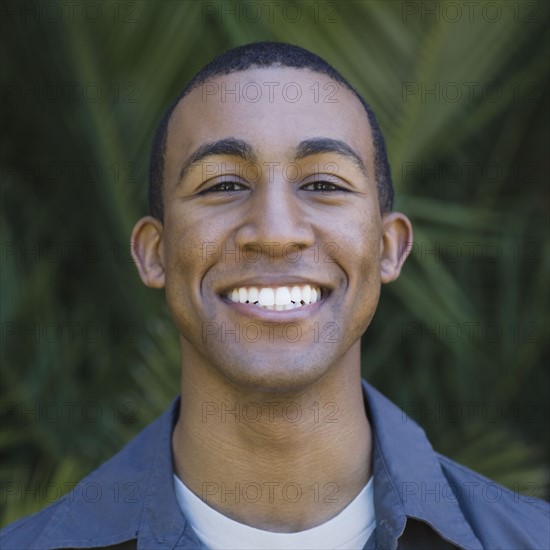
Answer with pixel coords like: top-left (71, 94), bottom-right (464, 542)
top-left (132, 66), bottom-right (411, 393)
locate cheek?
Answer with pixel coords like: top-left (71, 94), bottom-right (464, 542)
top-left (162, 209), bottom-right (230, 301)
top-left (330, 220), bottom-right (381, 343)
top-left (165, 230), bottom-right (197, 278)
top-left (162, 217), bottom-right (205, 305)
top-left (163, 204), bottom-right (215, 270)
top-left (341, 209), bottom-right (382, 277)
top-left (343, 226), bottom-right (382, 342)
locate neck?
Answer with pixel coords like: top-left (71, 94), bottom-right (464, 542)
top-left (172, 343), bottom-right (372, 532)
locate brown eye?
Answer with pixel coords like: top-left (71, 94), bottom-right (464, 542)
top-left (302, 181), bottom-right (347, 192)
top-left (202, 181), bottom-right (247, 193)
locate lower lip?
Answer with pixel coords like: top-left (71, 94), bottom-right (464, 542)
top-left (219, 293), bottom-right (329, 322)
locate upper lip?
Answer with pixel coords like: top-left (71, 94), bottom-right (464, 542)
top-left (216, 276), bottom-right (335, 296)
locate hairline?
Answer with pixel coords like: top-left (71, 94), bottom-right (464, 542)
top-left (152, 64), bottom-right (393, 220)
top-left (167, 66), bottom-right (375, 184)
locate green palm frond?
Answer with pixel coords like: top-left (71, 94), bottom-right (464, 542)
top-left (2, 0), bottom-right (548, 525)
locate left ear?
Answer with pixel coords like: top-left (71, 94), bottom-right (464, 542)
top-left (380, 212), bottom-right (413, 284)
top-left (131, 216), bottom-right (166, 289)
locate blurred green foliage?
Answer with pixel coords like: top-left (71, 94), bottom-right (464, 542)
top-left (1, 0), bottom-right (549, 526)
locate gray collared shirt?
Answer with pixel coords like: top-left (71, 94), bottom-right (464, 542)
top-left (2, 381), bottom-right (549, 549)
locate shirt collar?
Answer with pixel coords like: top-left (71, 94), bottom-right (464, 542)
top-left (134, 401), bottom-right (202, 549)
top-left (34, 381), bottom-right (483, 549)
top-left (34, 399), bottom-right (202, 549)
top-left (362, 380), bottom-right (483, 549)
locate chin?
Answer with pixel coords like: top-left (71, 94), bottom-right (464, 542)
top-left (211, 347), bottom-right (333, 395)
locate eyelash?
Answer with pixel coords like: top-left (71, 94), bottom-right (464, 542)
top-left (201, 181), bottom-right (247, 193)
top-left (202, 181), bottom-right (348, 193)
top-left (302, 181), bottom-right (347, 192)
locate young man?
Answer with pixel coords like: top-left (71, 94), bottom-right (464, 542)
top-left (2, 42), bottom-right (548, 550)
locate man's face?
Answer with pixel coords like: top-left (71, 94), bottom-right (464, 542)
top-left (135, 66), bottom-right (410, 392)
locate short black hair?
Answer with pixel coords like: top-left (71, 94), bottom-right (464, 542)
top-left (149, 42), bottom-right (394, 220)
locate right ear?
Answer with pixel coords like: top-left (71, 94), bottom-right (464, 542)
top-left (131, 216), bottom-right (165, 288)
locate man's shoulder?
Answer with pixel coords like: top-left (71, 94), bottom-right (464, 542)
top-left (0, 403), bottom-right (177, 550)
top-left (1, 499), bottom-right (68, 550)
top-left (363, 380), bottom-right (549, 549)
top-left (1, 499), bottom-right (136, 550)
top-left (436, 451), bottom-right (550, 549)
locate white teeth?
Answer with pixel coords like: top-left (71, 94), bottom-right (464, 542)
top-left (290, 286), bottom-right (302, 303)
top-left (226, 284), bottom-right (325, 310)
top-left (238, 287), bottom-right (248, 303)
top-left (311, 287), bottom-right (318, 303)
top-left (258, 288), bottom-right (275, 306)
top-left (248, 287), bottom-right (259, 303)
top-left (274, 287), bottom-right (291, 306)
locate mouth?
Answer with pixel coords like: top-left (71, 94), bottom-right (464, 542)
top-left (218, 282), bottom-right (332, 319)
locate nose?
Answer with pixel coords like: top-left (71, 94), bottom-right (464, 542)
top-left (234, 180), bottom-right (316, 259)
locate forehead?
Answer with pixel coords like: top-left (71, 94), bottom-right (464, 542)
top-left (165, 67), bottom-right (374, 177)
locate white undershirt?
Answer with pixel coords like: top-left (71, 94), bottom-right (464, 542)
top-left (173, 474), bottom-right (375, 550)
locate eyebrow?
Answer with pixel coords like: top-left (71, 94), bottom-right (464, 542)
top-left (178, 138), bottom-right (257, 184)
top-left (177, 136), bottom-right (367, 185)
top-left (295, 137), bottom-right (368, 177)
